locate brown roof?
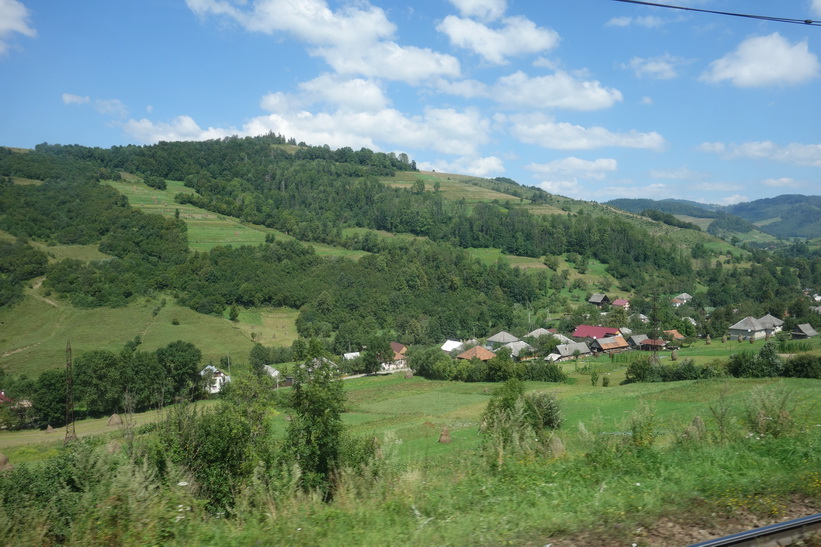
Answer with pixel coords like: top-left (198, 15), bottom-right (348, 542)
top-left (594, 335), bottom-right (629, 351)
top-left (664, 329), bottom-right (686, 340)
top-left (456, 346), bottom-right (496, 361)
top-left (390, 341), bottom-right (407, 355)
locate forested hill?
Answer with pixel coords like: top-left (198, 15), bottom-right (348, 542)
top-left (1, 136), bottom-right (820, 351)
top-left (607, 195), bottom-right (821, 239)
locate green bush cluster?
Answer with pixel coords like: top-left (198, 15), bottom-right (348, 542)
top-left (410, 346), bottom-right (566, 384)
top-left (625, 356), bottom-right (725, 383)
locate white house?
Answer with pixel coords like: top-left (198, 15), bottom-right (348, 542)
top-left (728, 316), bottom-right (767, 341)
top-left (200, 365), bottom-right (231, 394)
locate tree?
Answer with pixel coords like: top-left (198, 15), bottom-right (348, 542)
top-left (285, 357), bottom-right (345, 494)
top-left (32, 369), bottom-right (66, 427)
top-left (362, 336), bottom-right (392, 375)
top-left (249, 343), bottom-right (271, 377)
top-left (156, 340), bottom-right (202, 398)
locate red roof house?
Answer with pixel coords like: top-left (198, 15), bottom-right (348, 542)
top-left (572, 325), bottom-right (621, 339)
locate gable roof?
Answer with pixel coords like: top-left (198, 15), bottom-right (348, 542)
top-left (664, 329), bottom-right (686, 340)
top-left (611, 298), bottom-right (629, 307)
top-left (572, 325), bottom-right (620, 339)
top-left (588, 293), bottom-right (609, 304)
top-left (263, 365), bottom-right (280, 378)
top-left (676, 293), bottom-right (693, 301)
top-left (729, 316), bottom-right (766, 332)
top-left (456, 345), bottom-right (496, 361)
top-left (793, 323), bottom-right (818, 337)
top-left (593, 335), bottom-right (629, 351)
top-left (640, 338), bottom-right (667, 348)
top-left (503, 340), bottom-right (534, 358)
top-left (441, 340), bottom-right (464, 352)
top-left (758, 314), bottom-right (784, 329)
top-left (390, 341), bottom-right (408, 355)
top-left (487, 331), bottom-right (519, 344)
top-left (555, 342), bottom-right (591, 358)
top-left (628, 334), bottom-right (649, 346)
top-left (526, 328), bottom-right (553, 339)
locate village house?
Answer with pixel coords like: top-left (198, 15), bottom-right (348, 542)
top-left (487, 331), bottom-right (519, 348)
top-left (628, 334), bottom-right (649, 348)
top-left (639, 338), bottom-right (667, 351)
top-left (503, 340), bottom-right (534, 360)
top-left (546, 341), bottom-right (592, 362)
top-left (792, 323), bottom-right (818, 339)
top-left (591, 335), bottom-right (629, 354)
top-left (588, 294), bottom-right (611, 308)
top-left (611, 298), bottom-right (630, 310)
top-left (728, 316), bottom-right (767, 341)
top-left (572, 324), bottom-right (620, 340)
top-left (200, 366), bottom-right (231, 394)
top-left (758, 314), bottom-right (784, 335)
top-left (456, 345), bottom-right (495, 361)
top-left (664, 329), bottom-right (686, 342)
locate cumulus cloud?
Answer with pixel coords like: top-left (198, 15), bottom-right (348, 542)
top-left (0, 0), bottom-right (36, 56)
top-left (437, 15), bottom-right (559, 64)
top-left (421, 155), bottom-right (504, 177)
top-left (701, 33), bottom-right (820, 87)
top-left (605, 15), bottom-right (665, 28)
top-left (62, 93), bottom-right (90, 105)
top-left (700, 140), bottom-right (821, 166)
top-left (261, 74), bottom-right (389, 112)
top-left (527, 157), bottom-right (617, 180)
top-left (187, 0), bottom-right (460, 83)
top-left (493, 71), bottom-right (622, 110)
top-left (509, 114), bottom-right (666, 151)
top-left (624, 54), bottom-right (685, 80)
top-left (122, 105), bottom-right (491, 156)
top-left (447, 0), bottom-right (507, 22)
top-left (535, 179), bottom-right (586, 198)
top-left (315, 41), bottom-right (460, 83)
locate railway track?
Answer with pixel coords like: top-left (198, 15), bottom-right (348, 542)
top-left (689, 512), bottom-right (821, 546)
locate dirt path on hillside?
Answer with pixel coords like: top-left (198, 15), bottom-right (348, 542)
top-left (28, 277), bottom-right (59, 308)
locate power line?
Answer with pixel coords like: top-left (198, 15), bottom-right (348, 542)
top-left (610, 0), bottom-right (821, 27)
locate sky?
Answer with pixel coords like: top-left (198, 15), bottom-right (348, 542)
top-left (1, 0), bottom-right (821, 204)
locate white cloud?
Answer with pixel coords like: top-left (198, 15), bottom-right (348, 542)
top-left (717, 194), bottom-right (749, 205)
top-left (187, 0), bottom-right (460, 84)
top-left (535, 179), bottom-right (586, 198)
top-left (447, 0), bottom-right (507, 22)
top-left (762, 177), bottom-right (803, 188)
top-left (605, 15), bottom-right (664, 28)
top-left (95, 99), bottom-right (128, 118)
top-left (62, 93), bottom-right (90, 105)
top-left (812, 0), bottom-right (821, 17)
top-left (701, 33), bottom-right (820, 87)
top-left (700, 140), bottom-right (821, 166)
top-left (624, 54), bottom-right (684, 80)
top-left (493, 71), bottom-right (622, 110)
top-left (186, 0), bottom-right (394, 48)
top-left (0, 0), bottom-right (36, 56)
top-left (601, 183), bottom-right (671, 200)
top-left (527, 157), bottom-right (617, 180)
top-left (122, 105), bottom-right (491, 156)
top-left (261, 74), bottom-right (389, 112)
top-left (641, 96), bottom-right (653, 105)
top-left (122, 116), bottom-right (234, 143)
top-left (509, 114), bottom-right (666, 151)
top-left (437, 15), bottom-right (559, 64)
top-left (315, 41), bottom-right (461, 83)
top-left (421, 155), bottom-right (504, 177)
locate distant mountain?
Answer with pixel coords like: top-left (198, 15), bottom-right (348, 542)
top-left (607, 195), bottom-right (821, 239)
top-left (726, 195), bottom-right (821, 238)
top-left (605, 198), bottom-right (718, 218)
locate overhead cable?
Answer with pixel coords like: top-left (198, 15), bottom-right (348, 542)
top-left (610, 0), bottom-right (821, 26)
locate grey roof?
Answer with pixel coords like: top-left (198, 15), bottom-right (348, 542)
top-left (676, 293), bottom-right (693, 301)
top-left (729, 316), bottom-right (765, 332)
top-left (503, 340), bottom-right (534, 358)
top-left (758, 314), bottom-right (784, 329)
top-left (555, 341), bottom-right (591, 358)
top-left (487, 331), bottom-right (519, 344)
top-left (812, 306), bottom-right (821, 315)
top-left (526, 328), bottom-right (553, 339)
top-left (588, 293), bottom-right (608, 304)
top-left (628, 334), bottom-right (649, 346)
top-left (793, 323), bottom-right (818, 337)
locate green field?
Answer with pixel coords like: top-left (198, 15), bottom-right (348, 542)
top-left (0, 278), bottom-right (302, 376)
top-left (103, 177), bottom-right (367, 258)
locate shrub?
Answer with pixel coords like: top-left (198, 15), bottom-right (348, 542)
top-left (521, 361), bottom-right (567, 382)
top-left (743, 385), bottom-right (797, 439)
top-left (727, 343), bottom-right (783, 378)
top-left (782, 354), bottom-right (821, 379)
top-left (525, 391), bottom-right (563, 431)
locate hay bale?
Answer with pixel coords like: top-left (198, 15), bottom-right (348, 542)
top-left (45, 425), bottom-right (54, 434)
top-left (705, 334), bottom-right (711, 345)
top-left (438, 426), bottom-right (452, 444)
top-left (404, 371), bottom-right (413, 379)
top-left (107, 413), bottom-right (122, 426)
top-left (0, 454), bottom-right (12, 471)
top-left (548, 435), bottom-right (565, 457)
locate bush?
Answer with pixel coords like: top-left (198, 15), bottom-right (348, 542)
top-left (521, 361), bottom-right (567, 382)
top-left (727, 343), bottom-right (783, 378)
top-left (782, 354), bottom-right (821, 379)
top-left (525, 392), bottom-right (563, 431)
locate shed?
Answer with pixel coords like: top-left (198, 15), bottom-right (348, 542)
top-left (792, 323), bottom-right (818, 339)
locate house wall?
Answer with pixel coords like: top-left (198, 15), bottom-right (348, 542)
top-left (728, 328), bottom-right (765, 341)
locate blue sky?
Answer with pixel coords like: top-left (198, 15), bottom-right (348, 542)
top-left (1, 0), bottom-right (820, 204)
